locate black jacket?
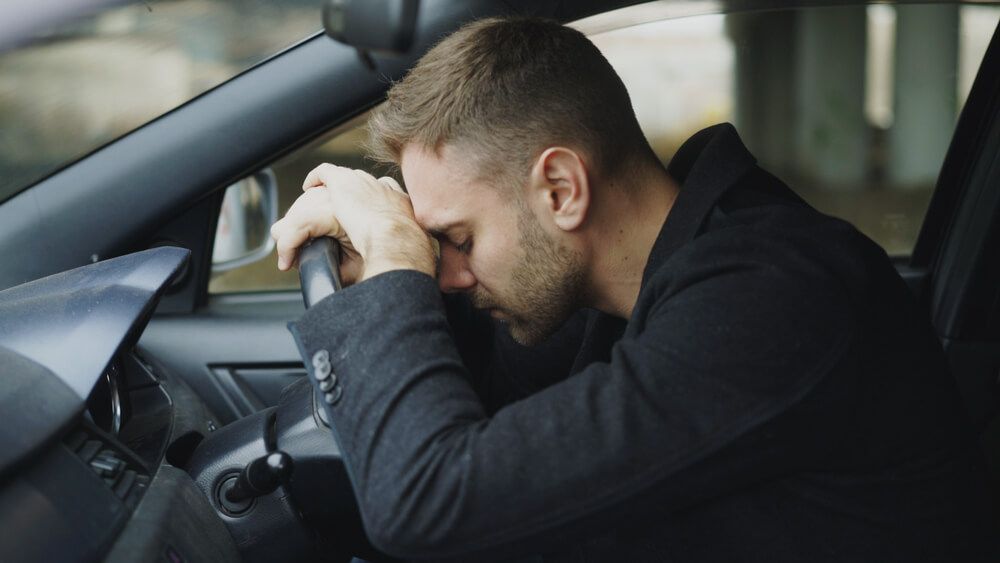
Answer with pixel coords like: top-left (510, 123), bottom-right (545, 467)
top-left (290, 124), bottom-right (997, 562)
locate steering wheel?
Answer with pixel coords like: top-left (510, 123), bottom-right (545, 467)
top-left (298, 237), bottom-right (343, 308)
top-left (187, 236), bottom-right (388, 561)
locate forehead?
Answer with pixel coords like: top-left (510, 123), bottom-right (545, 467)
top-left (400, 143), bottom-right (500, 232)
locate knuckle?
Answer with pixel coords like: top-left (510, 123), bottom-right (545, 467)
top-left (379, 176), bottom-right (402, 192)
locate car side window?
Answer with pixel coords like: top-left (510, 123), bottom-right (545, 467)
top-left (210, 4), bottom-right (1000, 294)
top-left (208, 118), bottom-right (372, 294)
top-left (589, 3), bottom-right (999, 256)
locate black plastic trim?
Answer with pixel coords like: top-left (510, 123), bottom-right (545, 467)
top-left (104, 466), bottom-right (241, 563)
top-left (925, 20), bottom-right (1000, 338)
top-left (912, 20), bottom-right (1000, 269)
top-left (140, 292), bottom-right (307, 425)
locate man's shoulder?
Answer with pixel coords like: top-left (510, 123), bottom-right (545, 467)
top-left (641, 173), bottom-right (894, 318)
top-left (706, 166), bottom-right (865, 247)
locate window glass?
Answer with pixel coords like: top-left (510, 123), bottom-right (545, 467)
top-left (208, 119), bottom-right (371, 293)
top-left (0, 0), bottom-right (320, 203)
top-left (591, 4), bottom-right (999, 256)
top-left (210, 3), bottom-right (1000, 294)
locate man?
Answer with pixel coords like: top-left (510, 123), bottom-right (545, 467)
top-left (270, 17), bottom-right (995, 562)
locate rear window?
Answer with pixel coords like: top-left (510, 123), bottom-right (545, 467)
top-left (588, 3), bottom-right (1000, 256)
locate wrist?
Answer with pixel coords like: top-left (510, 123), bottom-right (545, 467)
top-left (361, 231), bottom-right (437, 281)
top-left (362, 261), bottom-right (433, 281)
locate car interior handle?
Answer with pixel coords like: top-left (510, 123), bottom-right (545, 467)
top-left (298, 237), bottom-right (342, 309)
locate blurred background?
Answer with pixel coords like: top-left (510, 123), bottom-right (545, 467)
top-left (0, 1), bottom-right (997, 292)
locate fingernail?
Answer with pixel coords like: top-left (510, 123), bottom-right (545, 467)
top-left (278, 258), bottom-right (286, 270)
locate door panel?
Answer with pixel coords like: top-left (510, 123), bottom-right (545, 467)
top-left (139, 293), bottom-right (305, 424)
top-left (213, 365), bottom-right (310, 417)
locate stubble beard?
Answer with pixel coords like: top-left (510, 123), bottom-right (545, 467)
top-left (473, 205), bottom-right (586, 346)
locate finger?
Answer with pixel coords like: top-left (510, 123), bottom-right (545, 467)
top-left (428, 236), bottom-right (441, 261)
top-left (302, 163), bottom-right (349, 192)
top-left (270, 218), bottom-right (284, 243)
top-left (302, 164), bottom-right (326, 191)
top-left (378, 176), bottom-right (405, 194)
top-left (356, 169), bottom-right (404, 195)
top-left (275, 225), bottom-right (312, 271)
top-left (354, 168), bottom-right (379, 183)
top-left (270, 220), bottom-right (285, 268)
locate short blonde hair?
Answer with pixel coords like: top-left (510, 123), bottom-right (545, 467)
top-left (366, 17), bottom-right (654, 191)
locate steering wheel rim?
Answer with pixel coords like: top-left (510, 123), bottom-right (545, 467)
top-left (298, 237), bottom-right (342, 308)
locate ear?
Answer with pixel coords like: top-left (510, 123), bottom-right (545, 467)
top-left (528, 147), bottom-right (590, 232)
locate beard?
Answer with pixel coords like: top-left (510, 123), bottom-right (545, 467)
top-left (470, 204), bottom-right (586, 346)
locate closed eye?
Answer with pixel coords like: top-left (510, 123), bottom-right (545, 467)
top-left (427, 227), bottom-right (472, 255)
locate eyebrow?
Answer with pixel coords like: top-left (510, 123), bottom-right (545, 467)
top-left (425, 221), bottom-right (464, 239)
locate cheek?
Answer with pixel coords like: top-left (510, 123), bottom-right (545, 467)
top-left (471, 233), bottom-right (521, 291)
top-left (469, 199), bottom-right (525, 292)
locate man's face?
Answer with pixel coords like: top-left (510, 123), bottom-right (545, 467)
top-left (401, 143), bottom-right (585, 346)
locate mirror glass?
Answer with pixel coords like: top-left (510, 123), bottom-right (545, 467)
top-left (212, 170), bottom-right (278, 271)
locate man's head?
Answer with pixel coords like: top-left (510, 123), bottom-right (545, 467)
top-left (368, 17), bottom-right (651, 187)
top-left (368, 17), bottom-right (657, 345)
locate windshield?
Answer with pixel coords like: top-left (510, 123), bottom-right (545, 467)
top-left (0, 0), bottom-right (320, 203)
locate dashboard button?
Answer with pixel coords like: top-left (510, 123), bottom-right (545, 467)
top-left (79, 440), bottom-right (102, 462)
top-left (114, 469), bottom-right (137, 499)
top-left (90, 450), bottom-right (125, 478)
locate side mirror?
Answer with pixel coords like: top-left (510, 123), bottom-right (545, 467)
top-left (212, 169), bottom-right (279, 272)
top-left (322, 0), bottom-right (420, 55)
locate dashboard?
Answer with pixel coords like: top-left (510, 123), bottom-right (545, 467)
top-left (0, 247), bottom-right (241, 562)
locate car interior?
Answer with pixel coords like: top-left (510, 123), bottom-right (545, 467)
top-left (0, 0), bottom-right (999, 561)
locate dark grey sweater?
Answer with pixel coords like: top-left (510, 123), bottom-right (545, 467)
top-left (290, 124), bottom-right (997, 562)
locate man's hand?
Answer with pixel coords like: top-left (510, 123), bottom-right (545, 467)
top-left (269, 164), bottom-right (437, 286)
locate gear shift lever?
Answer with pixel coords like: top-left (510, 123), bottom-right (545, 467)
top-left (219, 451), bottom-right (294, 514)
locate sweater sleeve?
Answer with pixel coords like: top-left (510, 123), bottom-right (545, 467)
top-left (441, 292), bottom-right (590, 414)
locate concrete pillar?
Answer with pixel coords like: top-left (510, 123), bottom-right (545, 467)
top-left (727, 12), bottom-right (798, 177)
top-left (794, 6), bottom-right (869, 189)
top-left (888, 4), bottom-right (959, 189)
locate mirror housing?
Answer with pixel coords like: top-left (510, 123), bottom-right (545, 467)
top-left (212, 169), bottom-right (278, 272)
top-left (322, 0), bottom-right (419, 55)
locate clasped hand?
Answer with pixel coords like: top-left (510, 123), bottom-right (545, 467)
top-left (269, 164), bottom-right (437, 286)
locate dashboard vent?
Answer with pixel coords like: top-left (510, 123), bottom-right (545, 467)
top-left (65, 427), bottom-right (150, 511)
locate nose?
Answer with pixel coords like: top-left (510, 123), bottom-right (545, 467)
top-left (437, 245), bottom-right (476, 293)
